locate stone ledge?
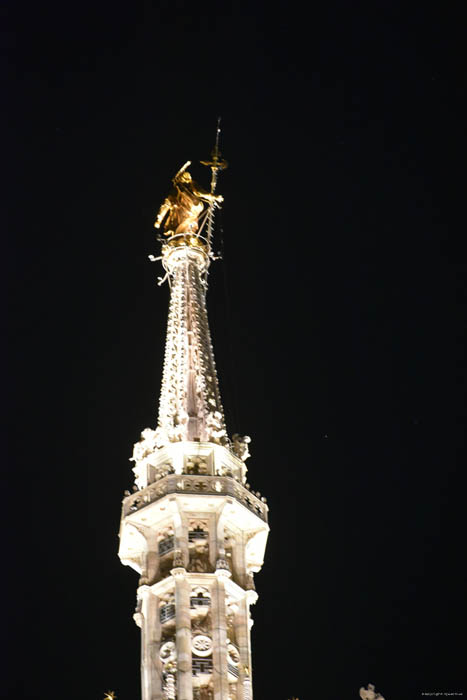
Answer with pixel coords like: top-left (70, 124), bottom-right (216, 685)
top-left (122, 474), bottom-right (268, 523)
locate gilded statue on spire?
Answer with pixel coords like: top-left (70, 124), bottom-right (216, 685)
top-left (154, 160), bottom-right (223, 242)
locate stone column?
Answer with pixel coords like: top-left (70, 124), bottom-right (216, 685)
top-left (238, 533), bottom-right (248, 589)
top-left (215, 508), bottom-right (230, 574)
top-left (171, 498), bottom-right (189, 569)
top-left (146, 530), bottom-right (160, 585)
top-left (139, 586), bottom-right (163, 700)
top-left (233, 595), bottom-right (251, 700)
top-left (179, 513), bottom-right (190, 569)
top-left (211, 576), bottom-right (229, 700)
top-left (173, 570), bottom-right (193, 700)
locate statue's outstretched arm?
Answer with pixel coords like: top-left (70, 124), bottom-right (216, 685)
top-left (190, 186), bottom-right (223, 204)
top-left (154, 197), bottom-right (172, 228)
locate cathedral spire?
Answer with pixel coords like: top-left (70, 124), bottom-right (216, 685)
top-left (157, 245), bottom-right (227, 446)
top-left (131, 138), bottom-right (250, 487)
top-left (119, 142), bottom-right (269, 700)
top-left (153, 137), bottom-right (227, 448)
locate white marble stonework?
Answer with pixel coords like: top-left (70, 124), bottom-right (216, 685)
top-left (119, 232), bottom-right (269, 700)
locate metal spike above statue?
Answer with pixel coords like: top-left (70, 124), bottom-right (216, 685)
top-left (154, 160), bottom-right (224, 243)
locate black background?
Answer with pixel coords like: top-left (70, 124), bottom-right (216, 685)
top-left (4, 2), bottom-right (466, 699)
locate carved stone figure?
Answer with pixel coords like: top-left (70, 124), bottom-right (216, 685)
top-left (186, 456), bottom-right (208, 475)
top-left (154, 462), bottom-right (174, 480)
top-left (172, 549), bottom-right (184, 569)
top-left (192, 611), bottom-right (211, 636)
top-left (131, 428), bottom-right (158, 463)
top-left (154, 161), bottom-right (223, 239)
top-left (189, 541), bottom-right (210, 572)
top-left (198, 685), bottom-right (213, 700)
top-left (232, 433), bottom-right (251, 461)
top-left (227, 642), bottom-right (240, 666)
top-left (359, 683), bottom-right (385, 700)
top-left (160, 640), bottom-right (177, 666)
top-left (206, 410), bottom-right (228, 443)
top-left (217, 463), bottom-right (233, 477)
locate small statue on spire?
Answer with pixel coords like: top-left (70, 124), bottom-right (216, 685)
top-left (359, 683), bottom-right (385, 700)
top-left (154, 160), bottom-right (223, 240)
top-left (232, 433), bottom-right (251, 461)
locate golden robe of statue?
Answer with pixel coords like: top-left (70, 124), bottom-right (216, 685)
top-left (154, 161), bottom-right (223, 238)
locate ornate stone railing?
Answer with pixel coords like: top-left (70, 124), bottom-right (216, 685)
top-left (123, 475), bottom-right (268, 523)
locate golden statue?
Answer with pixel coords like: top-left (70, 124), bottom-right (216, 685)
top-left (154, 161), bottom-right (223, 241)
top-left (103, 692), bottom-right (117, 700)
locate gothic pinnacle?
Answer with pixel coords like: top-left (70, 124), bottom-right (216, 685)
top-left (119, 138), bottom-right (269, 700)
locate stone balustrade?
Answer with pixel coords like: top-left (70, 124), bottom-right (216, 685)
top-left (123, 474), bottom-right (268, 523)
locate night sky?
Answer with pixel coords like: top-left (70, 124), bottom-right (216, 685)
top-left (5, 2), bottom-right (466, 699)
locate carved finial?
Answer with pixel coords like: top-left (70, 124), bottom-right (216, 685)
top-left (359, 683), bottom-right (385, 700)
top-left (232, 434), bottom-right (251, 461)
top-left (172, 549), bottom-right (185, 568)
top-left (215, 556), bottom-right (232, 577)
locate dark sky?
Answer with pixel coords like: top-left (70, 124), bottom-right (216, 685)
top-left (4, 2), bottom-right (466, 699)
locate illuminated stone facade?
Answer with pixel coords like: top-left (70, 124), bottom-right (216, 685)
top-left (118, 186), bottom-right (269, 700)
